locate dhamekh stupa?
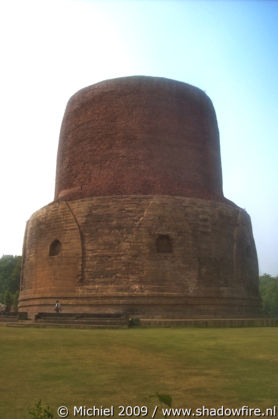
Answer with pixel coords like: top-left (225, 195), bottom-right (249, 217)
top-left (18, 76), bottom-right (261, 319)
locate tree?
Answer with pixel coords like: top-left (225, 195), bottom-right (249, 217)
top-left (259, 274), bottom-right (278, 316)
top-left (0, 255), bottom-right (22, 311)
top-left (3, 289), bottom-right (13, 312)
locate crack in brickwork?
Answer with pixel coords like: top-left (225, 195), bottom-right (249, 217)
top-left (65, 201), bottom-right (85, 282)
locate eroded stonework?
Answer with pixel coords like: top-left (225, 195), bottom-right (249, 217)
top-left (18, 76), bottom-right (261, 318)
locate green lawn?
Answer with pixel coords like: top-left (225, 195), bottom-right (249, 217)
top-left (0, 327), bottom-right (278, 418)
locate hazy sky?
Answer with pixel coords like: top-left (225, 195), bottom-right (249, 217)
top-left (0, 0), bottom-right (277, 275)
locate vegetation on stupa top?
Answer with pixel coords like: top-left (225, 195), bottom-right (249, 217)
top-left (0, 254), bottom-right (277, 315)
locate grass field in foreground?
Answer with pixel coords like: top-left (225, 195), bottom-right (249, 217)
top-left (0, 327), bottom-right (278, 419)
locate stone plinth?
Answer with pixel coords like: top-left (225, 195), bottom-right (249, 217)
top-left (19, 195), bottom-right (260, 318)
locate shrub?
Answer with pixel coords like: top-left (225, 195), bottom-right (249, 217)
top-left (29, 400), bottom-right (53, 419)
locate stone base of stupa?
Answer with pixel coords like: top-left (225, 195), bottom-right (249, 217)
top-left (18, 195), bottom-right (261, 319)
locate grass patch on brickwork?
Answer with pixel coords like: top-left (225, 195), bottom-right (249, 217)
top-left (0, 327), bottom-right (278, 418)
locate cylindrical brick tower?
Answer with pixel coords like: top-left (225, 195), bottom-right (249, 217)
top-left (18, 76), bottom-right (261, 319)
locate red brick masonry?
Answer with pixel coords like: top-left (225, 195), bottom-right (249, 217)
top-left (55, 76), bottom-right (224, 202)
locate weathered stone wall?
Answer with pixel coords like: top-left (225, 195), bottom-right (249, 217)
top-left (20, 201), bottom-right (82, 298)
top-left (19, 195), bottom-right (260, 318)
